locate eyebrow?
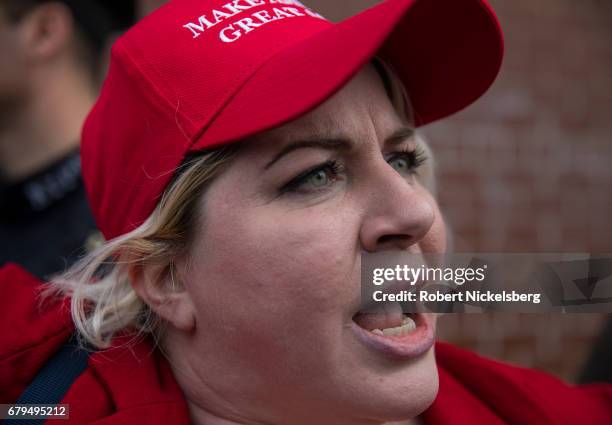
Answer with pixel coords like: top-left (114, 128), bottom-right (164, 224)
top-left (263, 126), bottom-right (415, 170)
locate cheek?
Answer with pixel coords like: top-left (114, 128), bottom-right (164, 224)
top-left (187, 193), bottom-right (359, 335)
top-left (184, 195), bottom-right (363, 385)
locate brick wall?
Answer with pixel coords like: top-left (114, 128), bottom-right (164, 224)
top-left (306, 0), bottom-right (612, 381)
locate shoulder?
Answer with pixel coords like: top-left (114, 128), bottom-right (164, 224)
top-left (0, 265), bottom-right (189, 425)
top-left (0, 263), bottom-right (73, 403)
top-left (0, 264), bottom-right (190, 423)
top-left (63, 335), bottom-right (190, 424)
top-left (424, 341), bottom-right (612, 424)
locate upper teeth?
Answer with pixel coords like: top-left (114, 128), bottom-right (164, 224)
top-left (371, 315), bottom-right (416, 336)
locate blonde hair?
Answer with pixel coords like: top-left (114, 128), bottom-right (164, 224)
top-left (46, 58), bottom-right (436, 349)
top-left (46, 147), bottom-right (239, 348)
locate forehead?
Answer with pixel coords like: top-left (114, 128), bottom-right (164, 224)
top-left (244, 64), bottom-right (407, 151)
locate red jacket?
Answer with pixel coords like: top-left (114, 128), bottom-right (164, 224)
top-left (1, 263), bottom-right (611, 424)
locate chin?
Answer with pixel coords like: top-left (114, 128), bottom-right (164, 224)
top-left (377, 349), bottom-right (439, 421)
top-left (329, 346), bottom-right (439, 424)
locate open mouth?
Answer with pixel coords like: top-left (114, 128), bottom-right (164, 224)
top-left (352, 301), bottom-right (417, 336)
top-left (357, 313), bottom-right (417, 336)
top-left (351, 302), bottom-right (434, 358)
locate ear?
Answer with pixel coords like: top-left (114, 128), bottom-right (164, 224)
top-left (19, 2), bottom-right (73, 63)
top-left (129, 259), bottom-right (196, 333)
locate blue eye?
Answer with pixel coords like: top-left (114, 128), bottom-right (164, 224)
top-left (389, 156), bottom-right (410, 173)
top-left (281, 160), bottom-right (344, 194)
top-left (304, 169), bottom-right (332, 188)
top-left (387, 148), bottom-right (427, 175)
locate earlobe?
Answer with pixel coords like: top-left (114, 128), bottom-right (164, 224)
top-left (129, 262), bottom-right (196, 333)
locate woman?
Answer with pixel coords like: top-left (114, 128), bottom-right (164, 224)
top-left (1, 0), bottom-right (611, 424)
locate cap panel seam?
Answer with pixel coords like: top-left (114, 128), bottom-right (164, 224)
top-left (116, 38), bottom-right (272, 143)
top-left (174, 3), bottom-right (322, 133)
top-left (113, 38), bottom-right (197, 142)
top-left (188, 21), bottom-right (331, 148)
top-left (187, 38), bottom-right (288, 149)
top-left (116, 6), bottom-right (332, 149)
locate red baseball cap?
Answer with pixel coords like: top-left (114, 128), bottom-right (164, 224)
top-left (82, 0), bottom-right (504, 240)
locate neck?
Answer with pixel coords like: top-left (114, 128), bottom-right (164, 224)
top-left (163, 333), bottom-right (422, 425)
top-left (187, 402), bottom-right (420, 425)
top-left (0, 64), bottom-right (96, 183)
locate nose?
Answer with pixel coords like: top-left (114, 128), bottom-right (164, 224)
top-left (359, 165), bottom-right (436, 253)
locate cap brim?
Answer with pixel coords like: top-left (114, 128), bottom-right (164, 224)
top-left (193, 0), bottom-right (503, 150)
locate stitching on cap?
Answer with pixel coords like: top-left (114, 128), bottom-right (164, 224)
top-left (114, 38), bottom-right (196, 142)
top-left (189, 14), bottom-right (332, 147)
top-left (118, 4), bottom-right (280, 138)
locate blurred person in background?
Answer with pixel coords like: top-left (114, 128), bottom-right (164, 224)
top-left (138, 0), bottom-right (168, 17)
top-left (0, 0), bottom-right (134, 279)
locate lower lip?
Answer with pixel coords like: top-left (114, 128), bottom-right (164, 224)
top-left (350, 313), bottom-right (435, 359)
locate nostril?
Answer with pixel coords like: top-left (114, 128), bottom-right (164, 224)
top-left (377, 234), bottom-right (412, 246)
